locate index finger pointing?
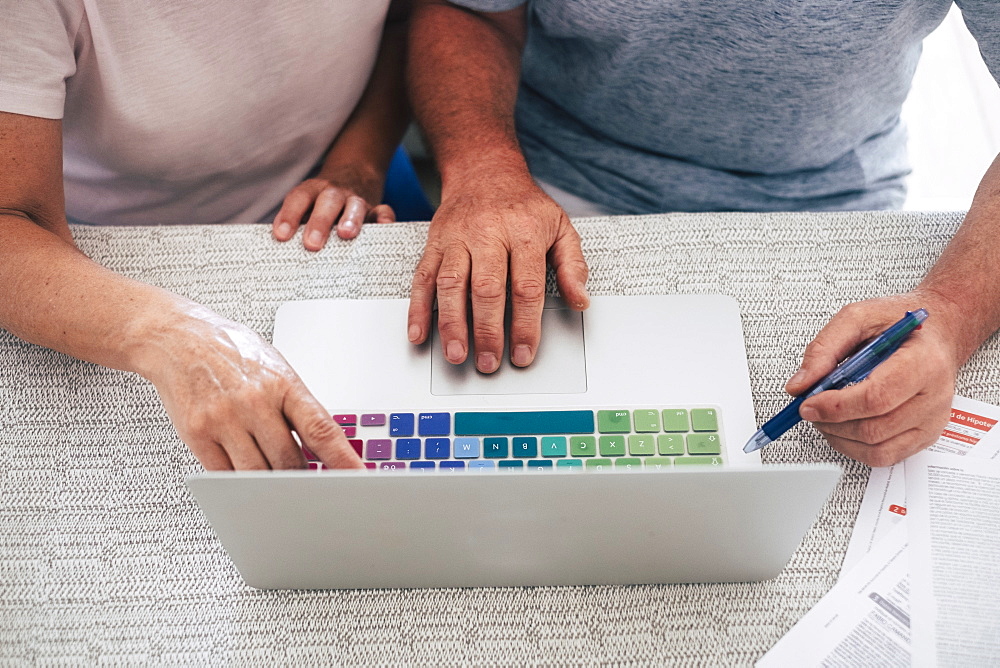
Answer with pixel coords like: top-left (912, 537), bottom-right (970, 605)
top-left (283, 384), bottom-right (364, 469)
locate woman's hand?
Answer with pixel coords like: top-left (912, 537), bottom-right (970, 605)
top-left (136, 303), bottom-right (363, 471)
top-left (272, 164), bottom-right (395, 250)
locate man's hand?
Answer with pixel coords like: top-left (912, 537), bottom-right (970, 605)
top-left (785, 291), bottom-right (966, 467)
top-left (138, 305), bottom-right (364, 471)
top-left (272, 164), bottom-right (395, 250)
top-left (406, 175), bottom-right (589, 373)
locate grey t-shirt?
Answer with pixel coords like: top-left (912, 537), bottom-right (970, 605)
top-left (448, 0), bottom-right (1000, 213)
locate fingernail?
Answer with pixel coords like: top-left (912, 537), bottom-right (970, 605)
top-left (800, 406), bottom-right (819, 421)
top-left (342, 220), bottom-right (356, 233)
top-left (408, 324), bottom-right (421, 343)
top-left (787, 369), bottom-right (806, 387)
top-left (446, 340), bottom-right (465, 363)
top-left (477, 352), bottom-right (498, 373)
top-left (512, 344), bottom-right (532, 366)
top-left (276, 222), bottom-right (292, 239)
top-left (307, 230), bottom-right (323, 247)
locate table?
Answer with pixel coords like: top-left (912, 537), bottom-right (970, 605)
top-left (2, 211), bottom-right (997, 664)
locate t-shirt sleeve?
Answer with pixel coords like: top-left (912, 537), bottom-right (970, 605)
top-left (445, 0), bottom-right (526, 13)
top-left (955, 0), bottom-right (1000, 87)
top-left (0, 0), bottom-right (82, 119)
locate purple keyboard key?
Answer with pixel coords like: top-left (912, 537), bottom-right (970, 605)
top-left (361, 413), bottom-right (386, 427)
top-left (332, 414), bottom-right (357, 426)
top-left (365, 439), bottom-right (392, 460)
top-left (380, 462), bottom-right (406, 471)
top-left (342, 426), bottom-right (356, 438)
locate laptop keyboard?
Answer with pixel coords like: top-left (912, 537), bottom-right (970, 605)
top-left (303, 407), bottom-right (725, 471)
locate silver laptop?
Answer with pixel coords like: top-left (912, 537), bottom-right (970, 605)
top-left (186, 295), bottom-right (839, 589)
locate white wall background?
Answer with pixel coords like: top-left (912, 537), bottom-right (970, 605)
top-left (903, 5), bottom-right (1000, 211)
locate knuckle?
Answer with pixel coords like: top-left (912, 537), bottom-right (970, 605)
top-left (511, 276), bottom-right (545, 303)
top-left (470, 274), bottom-right (506, 301)
top-left (856, 419), bottom-right (886, 445)
top-left (436, 270), bottom-right (466, 293)
top-left (861, 382), bottom-right (895, 415)
top-left (301, 414), bottom-right (344, 443)
top-left (863, 447), bottom-right (900, 468)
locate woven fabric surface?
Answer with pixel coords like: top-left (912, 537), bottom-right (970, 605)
top-left (2, 211), bottom-right (997, 665)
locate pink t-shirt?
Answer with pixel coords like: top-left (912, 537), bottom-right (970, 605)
top-left (0, 0), bottom-right (389, 226)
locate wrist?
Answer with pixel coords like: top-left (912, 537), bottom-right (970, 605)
top-left (439, 146), bottom-right (534, 202)
top-left (121, 294), bottom-right (211, 382)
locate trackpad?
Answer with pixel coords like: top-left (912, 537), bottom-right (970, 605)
top-left (430, 303), bottom-right (587, 396)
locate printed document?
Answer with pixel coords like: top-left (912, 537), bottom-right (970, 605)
top-left (906, 451), bottom-right (1000, 667)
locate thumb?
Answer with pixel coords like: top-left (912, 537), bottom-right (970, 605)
top-left (283, 384), bottom-right (364, 469)
top-left (786, 304), bottom-right (890, 395)
top-left (548, 222), bottom-right (590, 311)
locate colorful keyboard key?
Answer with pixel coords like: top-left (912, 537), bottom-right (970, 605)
top-left (380, 462), bottom-right (406, 470)
top-left (633, 409), bottom-right (660, 432)
top-left (469, 461), bottom-right (496, 471)
top-left (675, 456), bottom-right (724, 466)
top-left (342, 426), bottom-right (356, 438)
top-left (440, 461), bottom-right (465, 471)
top-left (541, 436), bottom-right (567, 457)
top-left (662, 409), bottom-right (689, 432)
top-left (419, 412), bottom-right (451, 436)
top-left (410, 461), bottom-right (435, 470)
top-left (389, 413), bottom-right (414, 437)
top-left (585, 459), bottom-right (614, 471)
top-left (557, 459), bottom-right (584, 469)
top-left (455, 410), bottom-right (594, 436)
top-left (454, 437), bottom-right (481, 458)
top-left (628, 434), bottom-right (656, 455)
top-left (599, 435), bottom-right (626, 456)
top-left (332, 414), bottom-right (357, 426)
top-left (597, 410), bottom-right (631, 433)
top-left (646, 457), bottom-right (674, 470)
top-left (527, 460), bottom-right (553, 471)
top-left (396, 438), bottom-right (421, 460)
top-left (484, 437), bottom-right (509, 458)
top-left (657, 434), bottom-right (684, 455)
top-left (498, 460), bottom-right (523, 470)
top-left (691, 409), bottom-right (719, 432)
top-left (615, 458), bottom-right (642, 470)
top-left (366, 439), bottom-right (392, 460)
top-left (425, 438), bottom-right (450, 459)
top-left (348, 439), bottom-right (363, 457)
top-left (687, 433), bottom-right (722, 455)
top-left (513, 437), bottom-right (538, 458)
top-left (361, 413), bottom-right (386, 427)
top-left (570, 436), bottom-right (597, 457)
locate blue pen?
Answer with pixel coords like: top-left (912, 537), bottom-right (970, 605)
top-left (743, 308), bottom-right (929, 453)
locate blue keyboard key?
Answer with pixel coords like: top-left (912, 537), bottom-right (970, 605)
top-left (440, 461), bottom-right (465, 471)
top-left (453, 437), bottom-right (480, 458)
top-left (498, 460), bottom-right (524, 470)
top-left (469, 460), bottom-right (496, 471)
top-left (418, 412), bottom-right (451, 436)
top-left (483, 437), bottom-right (509, 458)
top-left (390, 413), bottom-right (415, 437)
top-left (513, 437), bottom-right (538, 458)
top-left (527, 460), bottom-right (553, 471)
top-left (410, 461), bottom-right (435, 470)
top-left (396, 438), bottom-right (421, 460)
top-left (425, 438), bottom-right (450, 459)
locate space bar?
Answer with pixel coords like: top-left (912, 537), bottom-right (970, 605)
top-left (454, 410), bottom-right (595, 436)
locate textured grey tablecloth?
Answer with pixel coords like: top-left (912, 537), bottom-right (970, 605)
top-left (2, 212), bottom-right (998, 665)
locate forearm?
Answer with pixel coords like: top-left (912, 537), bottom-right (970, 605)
top-left (409, 1), bottom-right (529, 193)
top-left (0, 213), bottom-right (199, 378)
top-left (917, 152), bottom-right (1000, 362)
top-left (319, 12), bottom-right (411, 186)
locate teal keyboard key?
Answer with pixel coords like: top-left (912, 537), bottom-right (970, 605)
top-left (483, 437), bottom-right (508, 458)
top-left (691, 409), bottom-right (719, 432)
top-left (498, 460), bottom-right (524, 470)
top-left (686, 433), bottom-right (721, 455)
top-left (597, 410), bottom-right (631, 433)
top-left (454, 437), bottom-right (481, 458)
top-left (541, 436), bottom-right (567, 457)
top-left (557, 459), bottom-right (584, 469)
top-left (513, 437), bottom-right (538, 458)
top-left (527, 460), bottom-right (553, 471)
top-left (455, 410), bottom-right (594, 435)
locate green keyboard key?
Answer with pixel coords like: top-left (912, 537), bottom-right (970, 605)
top-left (633, 409), bottom-right (660, 433)
top-left (541, 436), bottom-right (568, 457)
top-left (662, 409), bottom-right (690, 432)
top-left (691, 408), bottom-right (719, 432)
top-left (646, 457), bottom-right (674, 470)
top-left (585, 459), bottom-right (614, 471)
top-left (570, 436), bottom-right (597, 457)
top-left (687, 433), bottom-right (722, 455)
top-left (615, 458), bottom-right (642, 470)
top-left (597, 410), bottom-right (631, 433)
top-left (657, 434), bottom-right (685, 455)
top-left (557, 459), bottom-right (584, 469)
top-left (674, 456), bottom-right (724, 467)
top-left (599, 435), bottom-right (626, 456)
top-left (628, 434), bottom-right (656, 455)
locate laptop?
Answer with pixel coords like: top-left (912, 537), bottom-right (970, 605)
top-left (186, 295), bottom-right (839, 589)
